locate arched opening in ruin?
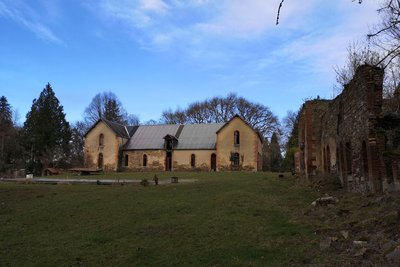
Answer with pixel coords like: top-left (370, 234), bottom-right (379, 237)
top-left (336, 147), bottom-right (340, 174)
top-left (326, 145), bottom-right (331, 173)
top-left (345, 142), bottom-right (353, 176)
top-left (361, 141), bottom-right (369, 180)
top-left (323, 147), bottom-right (327, 173)
top-left (339, 142), bottom-right (348, 189)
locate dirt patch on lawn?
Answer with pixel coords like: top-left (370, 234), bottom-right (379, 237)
top-left (298, 176), bottom-right (400, 266)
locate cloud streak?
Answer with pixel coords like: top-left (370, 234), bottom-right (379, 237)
top-left (0, 0), bottom-right (62, 45)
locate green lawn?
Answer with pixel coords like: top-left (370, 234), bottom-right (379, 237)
top-left (0, 172), bottom-right (320, 266)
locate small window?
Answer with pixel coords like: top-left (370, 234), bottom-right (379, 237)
top-left (190, 154), bottom-right (196, 168)
top-left (124, 154), bottom-right (129, 167)
top-left (99, 134), bottom-right (104, 146)
top-left (234, 131), bottom-right (240, 145)
top-left (143, 154), bottom-right (147, 167)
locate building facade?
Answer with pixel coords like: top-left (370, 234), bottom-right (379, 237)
top-left (84, 115), bottom-right (263, 172)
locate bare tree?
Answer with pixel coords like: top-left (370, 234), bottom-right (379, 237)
top-left (161, 93), bottom-right (279, 138)
top-left (83, 92), bottom-right (139, 126)
top-left (281, 110), bottom-right (297, 146)
top-left (368, 0), bottom-right (400, 68)
top-left (334, 41), bottom-right (382, 88)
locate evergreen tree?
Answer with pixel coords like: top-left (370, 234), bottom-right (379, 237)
top-left (0, 96), bottom-right (13, 128)
top-left (270, 132), bottom-right (282, 172)
top-left (22, 83), bottom-right (71, 174)
top-left (104, 98), bottom-right (124, 123)
top-left (0, 96), bottom-right (14, 171)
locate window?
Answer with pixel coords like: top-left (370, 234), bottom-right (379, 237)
top-left (98, 153), bottom-right (103, 169)
top-left (234, 131), bottom-right (240, 145)
top-left (143, 154), bottom-right (147, 167)
top-left (99, 134), bottom-right (104, 146)
top-left (232, 152), bottom-right (240, 167)
top-left (190, 154), bottom-right (196, 168)
top-left (124, 154), bottom-right (129, 167)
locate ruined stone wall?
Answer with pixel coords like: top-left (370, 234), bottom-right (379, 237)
top-left (332, 65), bottom-right (384, 193)
top-left (297, 65), bottom-right (394, 193)
top-left (297, 100), bottom-right (330, 181)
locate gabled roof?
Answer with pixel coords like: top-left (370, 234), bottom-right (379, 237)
top-left (84, 118), bottom-right (134, 139)
top-left (216, 114), bottom-right (264, 143)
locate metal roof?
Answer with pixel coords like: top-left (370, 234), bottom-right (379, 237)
top-left (124, 123), bottom-right (224, 150)
top-left (124, 124), bottom-right (181, 150)
top-left (103, 119), bottom-right (131, 138)
top-left (174, 123), bottom-right (224, 149)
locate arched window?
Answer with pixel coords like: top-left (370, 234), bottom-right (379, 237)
top-left (124, 154), bottom-right (129, 167)
top-left (234, 131), bottom-right (240, 145)
top-left (98, 153), bottom-right (103, 169)
top-left (190, 154), bottom-right (196, 168)
top-left (211, 153), bottom-right (217, 171)
top-left (143, 154), bottom-right (147, 167)
top-left (99, 134), bottom-right (104, 146)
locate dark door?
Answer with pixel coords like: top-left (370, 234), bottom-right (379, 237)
top-left (166, 151), bottom-right (172, 171)
top-left (211, 153), bottom-right (216, 171)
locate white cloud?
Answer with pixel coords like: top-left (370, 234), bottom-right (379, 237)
top-left (140, 0), bottom-right (168, 13)
top-left (88, 0), bottom-right (384, 85)
top-left (0, 0), bottom-right (63, 45)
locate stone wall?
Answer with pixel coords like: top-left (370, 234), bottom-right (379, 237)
top-left (296, 65), bottom-right (398, 193)
top-left (123, 149), bottom-right (217, 171)
top-left (123, 150), bottom-right (165, 171)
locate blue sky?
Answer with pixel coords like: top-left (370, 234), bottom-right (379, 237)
top-left (0, 0), bottom-right (381, 125)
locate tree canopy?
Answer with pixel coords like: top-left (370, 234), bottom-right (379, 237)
top-left (83, 92), bottom-right (139, 126)
top-left (162, 93), bottom-right (279, 138)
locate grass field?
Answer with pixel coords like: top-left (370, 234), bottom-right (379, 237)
top-left (0, 172), bottom-right (321, 266)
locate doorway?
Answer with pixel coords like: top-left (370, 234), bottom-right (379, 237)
top-left (165, 151), bottom-right (172, 171)
top-left (211, 153), bottom-right (217, 171)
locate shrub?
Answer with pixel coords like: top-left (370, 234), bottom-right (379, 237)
top-left (140, 178), bottom-right (149, 187)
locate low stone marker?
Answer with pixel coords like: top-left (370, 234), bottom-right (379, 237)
top-left (171, 176), bottom-right (178, 183)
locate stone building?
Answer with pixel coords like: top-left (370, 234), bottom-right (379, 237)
top-left (84, 115), bottom-right (263, 172)
top-left (296, 64), bottom-right (400, 193)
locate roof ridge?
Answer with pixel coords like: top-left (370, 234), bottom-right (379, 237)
top-left (124, 126), bottom-right (130, 138)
